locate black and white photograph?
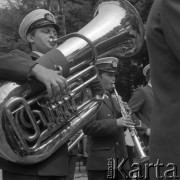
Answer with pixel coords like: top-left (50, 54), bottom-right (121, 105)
top-left (1, 0), bottom-right (178, 180)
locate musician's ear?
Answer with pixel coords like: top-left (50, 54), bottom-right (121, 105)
top-left (26, 32), bottom-right (35, 43)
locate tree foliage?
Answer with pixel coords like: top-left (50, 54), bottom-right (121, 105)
top-left (0, 0), bottom-right (153, 99)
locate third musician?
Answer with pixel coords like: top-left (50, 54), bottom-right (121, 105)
top-left (128, 64), bottom-right (153, 151)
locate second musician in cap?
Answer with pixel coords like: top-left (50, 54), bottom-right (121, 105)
top-left (83, 57), bottom-right (134, 180)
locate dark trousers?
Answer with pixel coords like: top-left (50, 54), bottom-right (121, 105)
top-left (126, 146), bottom-right (134, 166)
top-left (65, 155), bottom-right (77, 180)
top-left (3, 171), bottom-right (66, 180)
top-left (88, 170), bottom-right (125, 180)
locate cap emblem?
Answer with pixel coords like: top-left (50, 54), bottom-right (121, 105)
top-left (44, 13), bottom-right (55, 23)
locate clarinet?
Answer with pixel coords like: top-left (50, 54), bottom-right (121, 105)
top-left (112, 84), bottom-right (149, 163)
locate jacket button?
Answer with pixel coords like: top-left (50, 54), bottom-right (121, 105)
top-left (108, 114), bottom-right (110, 117)
top-left (116, 142), bottom-right (118, 146)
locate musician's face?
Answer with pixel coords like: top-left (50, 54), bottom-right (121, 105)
top-left (100, 72), bottom-right (115, 91)
top-left (27, 26), bottom-right (58, 54)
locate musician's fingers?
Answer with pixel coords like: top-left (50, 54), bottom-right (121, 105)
top-left (59, 76), bottom-right (68, 90)
top-left (124, 123), bottom-right (130, 127)
top-left (56, 77), bottom-right (67, 94)
top-left (128, 122), bottom-right (135, 127)
top-left (127, 121), bottom-right (135, 125)
top-left (51, 80), bottom-right (62, 98)
top-left (46, 82), bottom-right (52, 98)
top-left (124, 119), bottom-right (135, 126)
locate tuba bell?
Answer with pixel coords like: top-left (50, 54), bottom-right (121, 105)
top-left (0, 0), bottom-right (144, 164)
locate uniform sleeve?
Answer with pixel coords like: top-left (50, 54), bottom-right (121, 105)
top-left (0, 52), bottom-right (37, 82)
top-left (83, 115), bottom-right (118, 137)
top-left (128, 88), bottom-right (148, 135)
top-left (161, 0), bottom-right (180, 61)
top-left (128, 88), bottom-right (145, 113)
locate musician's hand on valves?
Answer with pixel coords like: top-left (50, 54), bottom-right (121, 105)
top-left (30, 64), bottom-right (67, 98)
top-left (116, 116), bottom-right (135, 127)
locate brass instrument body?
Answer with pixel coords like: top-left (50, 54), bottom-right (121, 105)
top-left (112, 85), bottom-right (149, 163)
top-left (50, 0), bottom-right (144, 67)
top-left (0, 0), bottom-right (144, 164)
top-left (0, 65), bottom-right (101, 164)
top-left (68, 130), bottom-right (84, 152)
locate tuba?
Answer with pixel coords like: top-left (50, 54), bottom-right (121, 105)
top-left (68, 130), bottom-right (84, 152)
top-left (0, 0), bottom-right (144, 164)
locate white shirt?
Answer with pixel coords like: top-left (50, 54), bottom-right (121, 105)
top-left (32, 51), bottom-right (44, 57)
top-left (148, 83), bottom-right (152, 87)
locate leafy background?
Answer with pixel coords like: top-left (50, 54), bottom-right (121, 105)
top-left (0, 0), bottom-right (154, 101)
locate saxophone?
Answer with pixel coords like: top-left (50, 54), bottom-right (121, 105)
top-left (112, 85), bottom-right (149, 163)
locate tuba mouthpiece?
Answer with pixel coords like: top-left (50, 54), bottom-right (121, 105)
top-left (49, 38), bottom-right (58, 46)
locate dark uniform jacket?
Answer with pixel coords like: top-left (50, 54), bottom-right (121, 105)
top-left (146, 0), bottom-right (180, 177)
top-left (0, 52), bottom-right (36, 81)
top-left (128, 84), bottom-right (153, 147)
top-left (0, 49), bottom-right (68, 176)
top-left (83, 93), bottom-right (129, 171)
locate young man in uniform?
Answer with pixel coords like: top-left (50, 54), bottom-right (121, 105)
top-left (0, 9), bottom-right (68, 180)
top-left (83, 57), bottom-right (134, 180)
